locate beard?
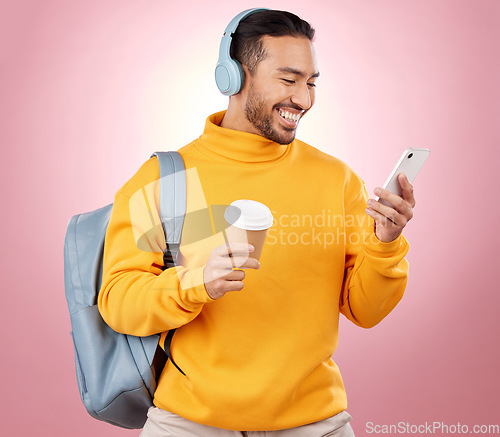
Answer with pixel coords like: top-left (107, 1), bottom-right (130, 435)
top-left (244, 83), bottom-right (297, 145)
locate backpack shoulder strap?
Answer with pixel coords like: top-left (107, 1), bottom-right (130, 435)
top-left (151, 151), bottom-right (186, 268)
top-left (151, 151), bottom-right (187, 376)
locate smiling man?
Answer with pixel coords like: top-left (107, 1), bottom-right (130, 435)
top-left (222, 33), bottom-right (319, 145)
top-left (99, 9), bottom-right (415, 437)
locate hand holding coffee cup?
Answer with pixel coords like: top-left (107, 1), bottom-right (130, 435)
top-left (203, 242), bottom-right (260, 300)
top-left (224, 199), bottom-right (273, 261)
top-left (202, 200), bottom-right (273, 300)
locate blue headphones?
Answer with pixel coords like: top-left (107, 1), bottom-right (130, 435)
top-left (215, 8), bottom-right (269, 96)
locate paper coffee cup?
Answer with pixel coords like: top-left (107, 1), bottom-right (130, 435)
top-left (224, 199), bottom-right (273, 261)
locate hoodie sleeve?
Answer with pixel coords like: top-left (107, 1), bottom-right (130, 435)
top-left (98, 158), bottom-right (213, 337)
top-left (339, 174), bottom-right (409, 328)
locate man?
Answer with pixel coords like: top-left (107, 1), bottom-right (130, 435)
top-left (98, 9), bottom-right (415, 436)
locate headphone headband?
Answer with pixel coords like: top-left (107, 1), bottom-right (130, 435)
top-left (215, 8), bottom-right (270, 96)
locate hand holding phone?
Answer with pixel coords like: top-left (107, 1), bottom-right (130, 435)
top-left (377, 148), bottom-right (430, 208)
top-left (366, 147), bottom-right (430, 242)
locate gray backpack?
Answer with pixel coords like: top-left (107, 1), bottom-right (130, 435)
top-left (63, 152), bottom-right (186, 429)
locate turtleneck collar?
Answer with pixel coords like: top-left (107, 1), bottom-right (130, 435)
top-left (196, 111), bottom-right (291, 163)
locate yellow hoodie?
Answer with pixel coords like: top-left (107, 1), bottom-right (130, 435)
top-left (98, 111), bottom-right (409, 431)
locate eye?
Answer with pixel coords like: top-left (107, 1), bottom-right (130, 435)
top-left (281, 79), bottom-right (295, 84)
top-left (307, 82), bottom-right (316, 88)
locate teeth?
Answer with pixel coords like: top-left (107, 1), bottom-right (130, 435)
top-left (279, 109), bottom-right (300, 122)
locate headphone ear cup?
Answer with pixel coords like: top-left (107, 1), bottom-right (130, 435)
top-left (216, 9), bottom-right (268, 96)
top-left (215, 57), bottom-right (245, 96)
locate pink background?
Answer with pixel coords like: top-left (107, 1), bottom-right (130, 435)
top-left (1, 0), bottom-right (499, 435)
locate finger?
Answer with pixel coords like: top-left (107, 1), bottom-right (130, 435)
top-left (367, 199), bottom-right (403, 226)
top-left (227, 244), bottom-right (254, 259)
top-left (368, 198), bottom-right (397, 218)
top-left (374, 187), bottom-right (402, 210)
top-left (229, 254), bottom-right (254, 269)
top-left (239, 257), bottom-right (261, 270)
top-left (224, 269), bottom-right (245, 281)
top-left (205, 266), bottom-right (245, 289)
top-left (398, 173), bottom-right (416, 208)
top-left (215, 243), bottom-right (254, 257)
top-left (365, 204), bottom-right (400, 227)
top-left (209, 255), bottom-right (239, 276)
top-left (374, 187), bottom-right (412, 218)
top-left (222, 253), bottom-right (260, 270)
top-left (225, 281), bottom-right (245, 293)
top-left (213, 279), bottom-right (245, 294)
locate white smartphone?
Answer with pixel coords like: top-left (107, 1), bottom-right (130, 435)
top-left (378, 148), bottom-right (430, 207)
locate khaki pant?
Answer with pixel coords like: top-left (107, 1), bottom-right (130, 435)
top-left (140, 407), bottom-right (355, 437)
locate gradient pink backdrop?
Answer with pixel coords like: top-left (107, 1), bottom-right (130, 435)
top-left (1, 0), bottom-right (499, 436)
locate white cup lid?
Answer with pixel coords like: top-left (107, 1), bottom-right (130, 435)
top-left (224, 199), bottom-right (273, 231)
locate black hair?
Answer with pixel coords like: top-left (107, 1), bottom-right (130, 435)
top-left (230, 10), bottom-right (315, 75)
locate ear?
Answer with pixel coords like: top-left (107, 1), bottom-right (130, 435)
top-left (238, 64), bottom-right (252, 95)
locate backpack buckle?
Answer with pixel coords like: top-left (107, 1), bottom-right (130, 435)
top-left (163, 243), bottom-right (180, 268)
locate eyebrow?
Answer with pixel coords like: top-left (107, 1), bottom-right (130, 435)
top-left (277, 67), bottom-right (320, 79)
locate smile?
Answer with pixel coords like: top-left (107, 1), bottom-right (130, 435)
top-left (277, 108), bottom-right (302, 126)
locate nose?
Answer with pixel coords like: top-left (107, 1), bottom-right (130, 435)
top-left (291, 83), bottom-right (313, 110)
